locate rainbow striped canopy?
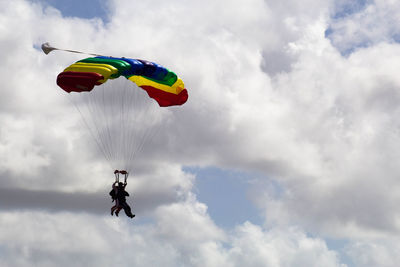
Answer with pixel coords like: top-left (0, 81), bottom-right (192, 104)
top-left (56, 57), bottom-right (188, 107)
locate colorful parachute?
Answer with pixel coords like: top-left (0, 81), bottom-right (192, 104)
top-left (56, 56), bottom-right (188, 171)
top-left (57, 57), bottom-right (188, 107)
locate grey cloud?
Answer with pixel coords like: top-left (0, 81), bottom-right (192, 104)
top-left (0, 186), bottom-right (177, 215)
top-left (261, 50), bottom-right (296, 75)
top-left (366, 79), bottom-right (400, 112)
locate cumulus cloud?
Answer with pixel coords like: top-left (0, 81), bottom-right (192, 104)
top-left (226, 223), bottom-right (345, 267)
top-left (1, 0), bottom-right (400, 266)
top-left (0, 204), bottom-right (344, 267)
top-left (346, 237), bottom-right (400, 267)
top-left (257, 37), bottom-right (400, 238)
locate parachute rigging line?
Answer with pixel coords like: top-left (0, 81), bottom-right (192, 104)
top-left (49, 45), bottom-right (188, 171)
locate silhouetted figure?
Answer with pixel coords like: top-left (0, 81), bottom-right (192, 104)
top-left (110, 170), bottom-right (135, 218)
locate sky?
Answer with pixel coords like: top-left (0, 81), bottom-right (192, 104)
top-left (1, 0), bottom-right (400, 266)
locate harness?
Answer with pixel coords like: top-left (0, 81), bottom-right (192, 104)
top-left (111, 170), bottom-right (129, 202)
top-left (114, 170), bottom-right (128, 184)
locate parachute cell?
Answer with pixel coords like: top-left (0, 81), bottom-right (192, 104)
top-left (57, 71), bottom-right (104, 92)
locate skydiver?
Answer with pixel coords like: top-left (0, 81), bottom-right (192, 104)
top-left (110, 181), bottom-right (120, 215)
top-left (110, 170), bottom-right (135, 218)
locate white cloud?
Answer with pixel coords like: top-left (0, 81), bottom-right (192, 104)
top-left (0, 207), bottom-right (344, 267)
top-left (258, 38), bottom-right (400, 238)
top-left (227, 223), bottom-right (345, 267)
top-left (1, 0), bottom-right (400, 266)
top-left (346, 237), bottom-right (400, 267)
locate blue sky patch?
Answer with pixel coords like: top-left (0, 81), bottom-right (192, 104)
top-left (34, 0), bottom-right (109, 21)
top-left (185, 166), bottom-right (264, 228)
top-left (325, 0), bottom-right (372, 56)
top-left (325, 238), bottom-right (355, 267)
top-left (331, 0), bottom-right (371, 19)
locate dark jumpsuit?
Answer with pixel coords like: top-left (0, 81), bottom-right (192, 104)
top-left (116, 186), bottom-right (134, 218)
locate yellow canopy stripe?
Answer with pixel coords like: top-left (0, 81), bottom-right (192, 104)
top-left (64, 62), bottom-right (119, 82)
top-left (128, 76), bottom-right (185, 95)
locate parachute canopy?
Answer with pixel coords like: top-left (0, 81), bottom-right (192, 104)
top-left (57, 57), bottom-right (188, 107)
